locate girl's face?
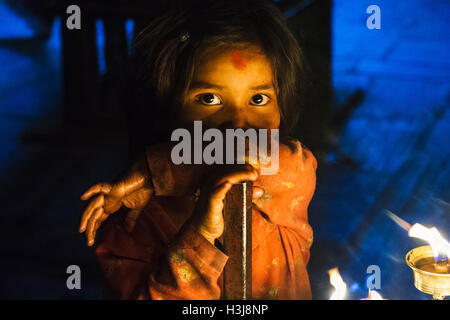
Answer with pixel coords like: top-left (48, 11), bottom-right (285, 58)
top-left (175, 45), bottom-right (281, 130)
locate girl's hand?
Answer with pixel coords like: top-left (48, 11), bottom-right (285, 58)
top-left (187, 164), bottom-right (263, 245)
top-left (78, 156), bottom-right (154, 246)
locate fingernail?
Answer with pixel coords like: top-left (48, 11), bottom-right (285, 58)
top-left (253, 187), bottom-right (264, 198)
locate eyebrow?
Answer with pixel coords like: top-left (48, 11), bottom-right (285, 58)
top-left (189, 81), bottom-right (274, 91)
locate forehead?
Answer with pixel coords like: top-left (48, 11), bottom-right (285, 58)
top-left (192, 45), bottom-right (274, 85)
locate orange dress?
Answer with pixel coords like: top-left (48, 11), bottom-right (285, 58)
top-left (95, 137), bottom-right (317, 299)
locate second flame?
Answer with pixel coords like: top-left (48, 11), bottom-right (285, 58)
top-left (328, 267), bottom-right (347, 300)
top-left (409, 223), bottom-right (450, 261)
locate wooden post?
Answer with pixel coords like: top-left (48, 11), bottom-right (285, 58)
top-left (61, 12), bottom-right (98, 122)
top-left (222, 182), bottom-right (253, 300)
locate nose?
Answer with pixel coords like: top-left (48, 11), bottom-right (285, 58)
top-left (219, 103), bottom-right (248, 129)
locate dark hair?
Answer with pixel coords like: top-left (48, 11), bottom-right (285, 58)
top-left (125, 0), bottom-right (305, 156)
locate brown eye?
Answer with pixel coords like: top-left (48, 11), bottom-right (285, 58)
top-left (197, 93), bottom-right (221, 105)
top-left (250, 94), bottom-right (270, 106)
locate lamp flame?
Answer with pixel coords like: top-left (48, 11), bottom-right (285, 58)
top-left (385, 210), bottom-right (450, 261)
top-left (408, 223), bottom-right (450, 261)
top-left (367, 289), bottom-right (384, 300)
top-left (328, 267), bottom-right (347, 300)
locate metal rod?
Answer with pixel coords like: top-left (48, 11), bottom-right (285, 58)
top-left (222, 182), bottom-right (252, 300)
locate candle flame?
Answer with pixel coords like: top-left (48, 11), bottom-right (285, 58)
top-left (367, 289), bottom-right (384, 300)
top-left (408, 223), bottom-right (450, 261)
top-left (328, 267), bottom-right (347, 300)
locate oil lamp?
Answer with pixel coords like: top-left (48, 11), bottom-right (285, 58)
top-left (386, 210), bottom-right (450, 300)
top-left (406, 245), bottom-right (450, 300)
top-left (405, 222), bottom-right (450, 300)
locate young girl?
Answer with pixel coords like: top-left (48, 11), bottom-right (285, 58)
top-left (79, 0), bottom-right (317, 300)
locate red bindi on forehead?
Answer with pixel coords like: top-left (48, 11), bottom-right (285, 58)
top-left (231, 50), bottom-right (247, 70)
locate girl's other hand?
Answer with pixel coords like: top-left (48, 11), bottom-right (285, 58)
top-left (78, 156), bottom-right (153, 246)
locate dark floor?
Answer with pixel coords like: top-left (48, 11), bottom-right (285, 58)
top-left (0, 1), bottom-right (449, 299)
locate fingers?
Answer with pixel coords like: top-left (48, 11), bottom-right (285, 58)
top-left (210, 182), bottom-right (233, 201)
top-left (86, 206), bottom-right (104, 246)
top-left (201, 165), bottom-right (259, 205)
top-left (80, 183), bottom-right (112, 200)
top-left (91, 212), bottom-right (108, 245)
top-left (122, 188), bottom-right (153, 210)
top-left (213, 165), bottom-right (259, 188)
top-left (90, 214), bottom-right (109, 246)
top-left (209, 181), bottom-right (263, 205)
top-left (252, 186), bottom-right (265, 199)
top-left (79, 194), bottom-right (104, 233)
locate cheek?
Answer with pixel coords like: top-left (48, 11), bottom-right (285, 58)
top-left (249, 106), bottom-right (280, 129)
top-left (271, 111), bottom-right (281, 128)
top-left (175, 104), bottom-right (220, 128)
top-left (265, 103), bottom-right (281, 128)
top-left (263, 114), bottom-right (281, 129)
top-left (173, 104), bottom-right (201, 127)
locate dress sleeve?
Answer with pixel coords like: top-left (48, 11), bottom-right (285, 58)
top-left (95, 205), bottom-right (228, 300)
top-left (253, 140), bottom-right (317, 266)
top-left (143, 223), bottom-right (228, 300)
